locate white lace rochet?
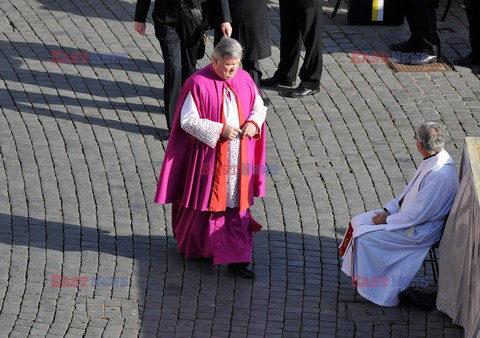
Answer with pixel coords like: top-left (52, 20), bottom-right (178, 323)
top-left (180, 89), bottom-right (267, 208)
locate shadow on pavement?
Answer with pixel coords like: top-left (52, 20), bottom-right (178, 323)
top-left (0, 211), bottom-right (465, 336)
top-left (0, 212), bottom-right (327, 336)
top-left (1, 39), bottom-right (169, 140)
top-left (34, 0), bottom-right (136, 23)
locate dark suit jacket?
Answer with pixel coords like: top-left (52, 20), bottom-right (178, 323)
top-left (135, 0), bottom-right (230, 29)
top-left (134, 0), bottom-right (180, 24)
top-left (214, 0), bottom-right (271, 61)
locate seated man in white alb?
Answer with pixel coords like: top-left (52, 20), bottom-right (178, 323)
top-left (339, 122), bottom-right (459, 307)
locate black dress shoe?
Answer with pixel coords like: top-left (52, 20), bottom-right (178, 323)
top-left (407, 43), bottom-right (440, 65)
top-left (390, 40), bottom-right (422, 53)
top-left (228, 263), bottom-right (256, 279)
top-left (409, 53), bottom-right (438, 65)
top-left (390, 40), bottom-right (411, 51)
top-left (283, 86), bottom-right (320, 98)
top-left (260, 77), bottom-right (296, 88)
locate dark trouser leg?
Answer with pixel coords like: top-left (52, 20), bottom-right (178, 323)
top-left (412, 0), bottom-right (440, 54)
top-left (180, 40), bottom-right (198, 84)
top-left (242, 60), bottom-right (262, 86)
top-left (157, 8), bottom-right (200, 130)
top-left (465, 0), bottom-right (480, 59)
top-left (400, 0), bottom-right (422, 45)
top-left (179, 1), bottom-right (200, 83)
top-left (298, 0), bottom-right (323, 89)
top-left (274, 0), bottom-right (301, 82)
top-left (158, 29), bottom-right (182, 130)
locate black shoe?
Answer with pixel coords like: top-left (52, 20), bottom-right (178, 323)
top-left (283, 86), bottom-right (320, 98)
top-left (390, 51), bottom-right (436, 64)
top-left (262, 97), bottom-right (271, 107)
top-left (390, 40), bottom-right (411, 51)
top-left (228, 263), bottom-right (256, 279)
top-left (390, 40), bottom-right (422, 53)
top-left (409, 53), bottom-right (438, 65)
top-left (260, 77), bottom-right (296, 88)
top-left (454, 53), bottom-right (479, 66)
top-left (407, 43), bottom-right (440, 65)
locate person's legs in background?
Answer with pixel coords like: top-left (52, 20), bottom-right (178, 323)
top-left (157, 5), bottom-right (202, 131)
top-left (180, 39), bottom-right (198, 84)
top-left (158, 23), bottom-right (182, 131)
top-left (282, 0), bottom-right (322, 98)
top-left (260, 0), bottom-right (299, 87)
top-left (242, 60), bottom-right (262, 87)
top-left (392, 0), bottom-right (440, 64)
top-left (391, 0), bottom-right (423, 51)
top-left (412, 0), bottom-right (440, 60)
top-left (243, 60), bottom-right (271, 106)
top-left (455, 0), bottom-right (480, 73)
top-left (296, 0), bottom-right (323, 91)
top-left (390, 0), bottom-right (432, 53)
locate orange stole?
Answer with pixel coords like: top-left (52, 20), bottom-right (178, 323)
top-left (209, 84), bottom-right (251, 212)
top-left (339, 222), bottom-right (354, 257)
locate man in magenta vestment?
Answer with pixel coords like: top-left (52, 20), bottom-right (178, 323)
top-left (154, 38), bottom-right (268, 278)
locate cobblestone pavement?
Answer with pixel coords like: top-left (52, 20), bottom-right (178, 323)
top-left (0, 0), bottom-right (475, 336)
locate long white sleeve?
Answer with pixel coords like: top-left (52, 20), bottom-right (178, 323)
top-left (180, 92), bottom-right (224, 148)
top-left (385, 168), bottom-right (457, 231)
top-left (246, 93), bottom-right (267, 134)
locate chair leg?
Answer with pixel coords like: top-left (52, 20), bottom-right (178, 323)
top-left (429, 248), bottom-right (438, 285)
top-left (441, 0), bottom-right (452, 21)
top-left (428, 249), bottom-right (437, 284)
top-left (432, 248), bottom-right (439, 284)
top-left (331, 0), bottom-right (342, 18)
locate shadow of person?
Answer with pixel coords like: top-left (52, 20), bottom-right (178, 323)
top-left (1, 39), bottom-right (170, 140)
top-left (34, 0), bottom-right (137, 23)
top-left (0, 211), bottom-right (329, 336)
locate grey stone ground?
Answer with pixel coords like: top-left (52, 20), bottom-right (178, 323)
top-left (0, 0), bottom-right (475, 336)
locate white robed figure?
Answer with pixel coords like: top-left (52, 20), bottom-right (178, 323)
top-left (340, 122), bottom-right (459, 307)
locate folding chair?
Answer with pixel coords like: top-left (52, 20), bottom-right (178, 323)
top-left (424, 214), bottom-right (449, 284)
top-left (426, 240), bottom-right (441, 284)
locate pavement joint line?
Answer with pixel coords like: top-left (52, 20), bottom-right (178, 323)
top-left (0, 0), bottom-right (471, 336)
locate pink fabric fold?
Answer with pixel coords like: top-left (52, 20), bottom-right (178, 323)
top-left (154, 64), bottom-right (266, 211)
top-left (172, 201), bottom-right (257, 265)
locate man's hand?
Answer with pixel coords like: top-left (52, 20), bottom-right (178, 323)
top-left (371, 211), bottom-right (388, 225)
top-left (241, 122), bottom-right (257, 138)
top-left (221, 22), bottom-right (232, 38)
top-left (222, 125), bottom-right (242, 140)
top-left (134, 22), bottom-right (146, 36)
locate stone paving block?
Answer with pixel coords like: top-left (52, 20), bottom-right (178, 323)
top-left (0, 0), bottom-right (471, 337)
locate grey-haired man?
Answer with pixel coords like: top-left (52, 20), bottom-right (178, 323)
top-left (340, 122), bottom-right (459, 306)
